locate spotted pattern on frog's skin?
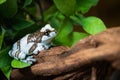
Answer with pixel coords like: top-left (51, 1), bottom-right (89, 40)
top-left (15, 50), bottom-right (21, 58)
top-left (17, 40), bottom-right (20, 49)
top-left (29, 43), bottom-right (37, 53)
top-left (8, 24), bottom-right (57, 64)
top-left (27, 31), bottom-right (44, 43)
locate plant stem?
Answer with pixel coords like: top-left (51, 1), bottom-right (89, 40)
top-left (35, 0), bottom-right (44, 22)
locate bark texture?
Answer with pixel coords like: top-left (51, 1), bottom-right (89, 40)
top-left (11, 27), bottom-right (120, 80)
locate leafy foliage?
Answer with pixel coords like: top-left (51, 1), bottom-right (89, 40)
top-left (0, 0), bottom-right (6, 4)
top-left (1, 66), bottom-right (12, 80)
top-left (0, 47), bottom-right (12, 80)
top-left (53, 0), bottom-right (76, 16)
top-left (0, 47), bottom-right (11, 68)
top-left (0, 0), bottom-right (17, 18)
top-left (0, 28), bottom-right (5, 50)
top-left (72, 32), bottom-right (89, 45)
top-left (81, 16), bottom-right (106, 34)
top-left (0, 0), bottom-right (106, 79)
top-left (76, 0), bottom-right (99, 13)
top-left (55, 19), bottom-right (73, 46)
top-left (23, 0), bottom-right (32, 8)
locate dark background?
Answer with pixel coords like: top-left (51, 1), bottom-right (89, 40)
top-left (86, 0), bottom-right (120, 27)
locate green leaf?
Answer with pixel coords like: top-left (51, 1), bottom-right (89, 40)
top-left (49, 12), bottom-right (65, 30)
top-left (0, 0), bottom-right (6, 4)
top-left (81, 16), bottom-right (106, 34)
top-left (76, 0), bottom-right (99, 13)
top-left (55, 19), bottom-right (73, 46)
top-left (0, 47), bottom-right (11, 68)
top-left (1, 66), bottom-right (12, 80)
top-left (0, 0), bottom-right (17, 18)
top-left (11, 59), bottom-right (31, 68)
top-left (70, 15), bottom-right (82, 25)
top-left (12, 19), bottom-right (35, 31)
top-left (72, 32), bottom-right (89, 44)
top-left (49, 17), bottom-right (61, 30)
top-left (44, 5), bottom-right (57, 22)
top-left (0, 27), bottom-right (5, 50)
top-left (53, 0), bottom-right (76, 16)
top-left (12, 18), bottom-right (36, 39)
top-left (23, 0), bottom-right (32, 7)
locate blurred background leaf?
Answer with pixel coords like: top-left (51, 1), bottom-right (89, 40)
top-left (0, 0), bottom-right (17, 18)
top-left (72, 32), bottom-right (89, 45)
top-left (23, 0), bottom-right (32, 8)
top-left (0, 27), bottom-right (5, 50)
top-left (81, 16), bottom-right (106, 34)
top-left (76, 0), bottom-right (99, 13)
top-left (55, 19), bottom-right (73, 46)
top-left (53, 0), bottom-right (76, 16)
top-left (1, 66), bottom-right (12, 80)
top-left (0, 47), bottom-right (11, 68)
top-left (0, 0), bottom-right (6, 4)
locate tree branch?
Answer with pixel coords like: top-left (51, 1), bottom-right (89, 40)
top-left (11, 27), bottom-right (120, 80)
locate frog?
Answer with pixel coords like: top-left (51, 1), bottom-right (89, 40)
top-left (8, 24), bottom-right (57, 64)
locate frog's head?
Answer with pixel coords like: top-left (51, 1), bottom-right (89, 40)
top-left (40, 24), bottom-right (57, 43)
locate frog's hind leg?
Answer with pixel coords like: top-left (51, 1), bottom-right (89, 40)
top-left (12, 40), bottom-right (21, 51)
top-left (8, 49), bottom-right (26, 60)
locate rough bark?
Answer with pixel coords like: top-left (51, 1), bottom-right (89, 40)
top-left (11, 27), bottom-right (120, 80)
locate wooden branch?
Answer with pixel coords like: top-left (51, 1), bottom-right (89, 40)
top-left (11, 27), bottom-right (120, 80)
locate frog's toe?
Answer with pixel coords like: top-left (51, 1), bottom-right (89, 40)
top-left (8, 50), bottom-right (12, 57)
top-left (21, 56), bottom-right (36, 64)
top-left (19, 52), bottom-right (26, 59)
top-left (26, 56), bottom-right (36, 62)
top-left (21, 59), bottom-right (33, 64)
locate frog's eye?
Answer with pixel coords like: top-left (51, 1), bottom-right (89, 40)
top-left (45, 32), bottom-right (49, 36)
top-left (44, 29), bottom-right (51, 36)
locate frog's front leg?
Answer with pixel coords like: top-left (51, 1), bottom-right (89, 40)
top-left (31, 43), bottom-right (45, 54)
top-left (21, 56), bottom-right (36, 64)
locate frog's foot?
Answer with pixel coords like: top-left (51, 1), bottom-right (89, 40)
top-left (21, 56), bottom-right (36, 64)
